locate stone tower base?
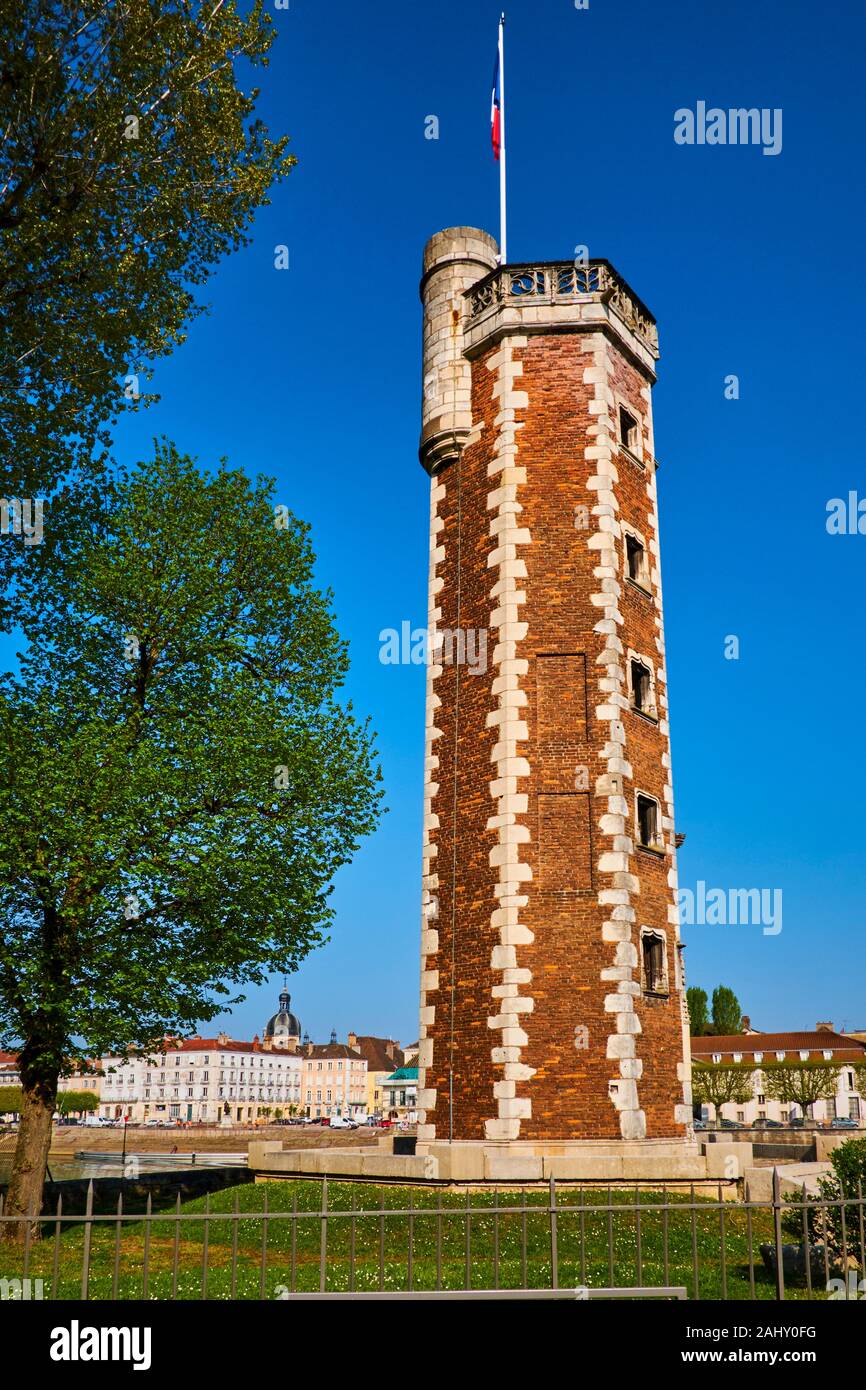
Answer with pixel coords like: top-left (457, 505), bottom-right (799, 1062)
top-left (249, 1137), bottom-right (752, 1187)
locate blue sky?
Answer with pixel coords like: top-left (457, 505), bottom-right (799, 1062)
top-left (16, 0), bottom-right (866, 1045)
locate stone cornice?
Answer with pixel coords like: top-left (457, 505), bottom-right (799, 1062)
top-left (463, 260), bottom-right (659, 381)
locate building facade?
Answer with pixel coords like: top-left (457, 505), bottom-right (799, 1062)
top-left (98, 1035), bottom-right (304, 1124)
top-left (348, 1033), bottom-right (404, 1119)
top-left (382, 1066), bottom-right (418, 1126)
top-left (691, 1027), bottom-right (866, 1126)
top-left (300, 1036), bottom-right (367, 1120)
top-left (417, 228), bottom-right (691, 1145)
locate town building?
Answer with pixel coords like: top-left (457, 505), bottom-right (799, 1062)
top-left (691, 1024), bottom-right (866, 1125)
top-left (416, 227), bottom-right (691, 1147)
top-left (0, 1052), bottom-right (20, 1117)
top-left (300, 1033), bottom-right (367, 1121)
top-left (0, 1051), bottom-right (20, 1086)
top-left (382, 1065), bottom-right (418, 1126)
top-left (2, 989), bottom-right (403, 1127)
top-left (347, 1033), bottom-right (404, 1119)
top-left (96, 986), bottom-right (308, 1123)
top-left (98, 1033), bottom-right (304, 1124)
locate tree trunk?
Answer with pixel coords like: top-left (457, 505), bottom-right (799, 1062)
top-left (2, 1066), bottom-right (57, 1242)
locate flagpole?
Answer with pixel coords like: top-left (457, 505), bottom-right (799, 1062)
top-left (498, 13), bottom-right (507, 265)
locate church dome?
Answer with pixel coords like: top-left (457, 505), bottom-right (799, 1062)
top-left (264, 988), bottom-right (301, 1042)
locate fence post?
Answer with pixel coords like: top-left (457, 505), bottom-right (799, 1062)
top-left (80, 1180), bottom-right (94, 1301)
top-left (319, 1177), bottom-right (328, 1294)
top-left (772, 1166), bottom-right (785, 1301)
top-left (549, 1175), bottom-right (558, 1290)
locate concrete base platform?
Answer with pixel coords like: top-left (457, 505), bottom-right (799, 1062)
top-left (248, 1136), bottom-right (754, 1187)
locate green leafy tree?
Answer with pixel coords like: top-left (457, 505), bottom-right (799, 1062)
top-left (57, 1090), bottom-right (98, 1116)
top-left (711, 985), bottom-right (742, 1037)
top-left (0, 1085), bottom-right (24, 1116)
top-left (0, 0), bottom-right (293, 496)
top-left (761, 1061), bottom-right (839, 1121)
top-left (792, 1138), bottom-right (866, 1275)
top-left (691, 1063), bottom-right (754, 1117)
top-left (687, 986), bottom-right (709, 1036)
top-left (0, 444), bottom-right (382, 1234)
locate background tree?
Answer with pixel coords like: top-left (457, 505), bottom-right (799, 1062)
top-left (762, 1061), bottom-right (839, 1121)
top-left (691, 1063), bottom-right (754, 1118)
top-left (793, 1138), bottom-right (866, 1274)
top-left (0, 0), bottom-right (293, 497)
top-left (57, 1090), bottom-right (98, 1117)
top-left (711, 985), bottom-right (742, 1036)
top-left (0, 444), bottom-right (382, 1233)
top-left (0, 1085), bottom-right (23, 1117)
top-left (686, 986), bottom-right (709, 1036)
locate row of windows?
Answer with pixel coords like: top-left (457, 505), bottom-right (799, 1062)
top-left (710, 1052), bottom-right (853, 1066)
top-left (141, 1086), bottom-right (301, 1099)
top-left (734, 1099), bottom-right (861, 1123)
top-left (109, 1055), bottom-right (298, 1072)
top-left (306, 1090), bottom-right (366, 1102)
top-left (309, 1060), bottom-right (364, 1072)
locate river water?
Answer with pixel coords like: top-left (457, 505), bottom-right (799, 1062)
top-left (0, 1153), bottom-right (246, 1182)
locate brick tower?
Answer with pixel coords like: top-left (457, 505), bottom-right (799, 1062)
top-left (416, 228), bottom-right (693, 1150)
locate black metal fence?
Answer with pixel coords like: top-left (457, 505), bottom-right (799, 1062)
top-left (0, 1172), bottom-right (864, 1301)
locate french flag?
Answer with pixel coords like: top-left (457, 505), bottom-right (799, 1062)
top-left (491, 48), bottom-right (502, 161)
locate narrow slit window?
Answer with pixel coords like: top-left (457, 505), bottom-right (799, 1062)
top-left (637, 793), bottom-right (662, 850)
top-left (642, 931), bottom-right (667, 994)
top-left (630, 658), bottom-right (653, 715)
top-left (619, 406), bottom-right (638, 453)
top-left (626, 533), bottom-right (647, 587)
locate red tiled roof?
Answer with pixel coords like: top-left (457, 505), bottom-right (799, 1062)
top-left (691, 1030), bottom-right (866, 1061)
top-left (111, 1038), bottom-right (267, 1056)
top-left (350, 1035), bottom-right (404, 1071)
top-left (304, 1044), bottom-right (364, 1060)
top-left (170, 1038), bottom-right (262, 1053)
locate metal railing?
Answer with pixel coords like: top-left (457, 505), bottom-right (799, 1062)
top-left (464, 260), bottom-right (659, 355)
top-left (0, 1171), bottom-right (864, 1302)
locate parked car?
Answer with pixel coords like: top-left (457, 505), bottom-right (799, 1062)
top-left (788, 1117), bottom-right (807, 1128)
top-left (752, 1118), bottom-right (784, 1128)
top-left (692, 1119), bottom-right (707, 1131)
top-left (831, 1117), bottom-right (859, 1129)
top-left (719, 1118), bottom-right (746, 1130)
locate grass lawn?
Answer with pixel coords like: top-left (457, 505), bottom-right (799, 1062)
top-left (0, 1180), bottom-right (833, 1300)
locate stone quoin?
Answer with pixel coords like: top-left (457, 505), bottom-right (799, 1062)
top-left (416, 227), bottom-right (693, 1147)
